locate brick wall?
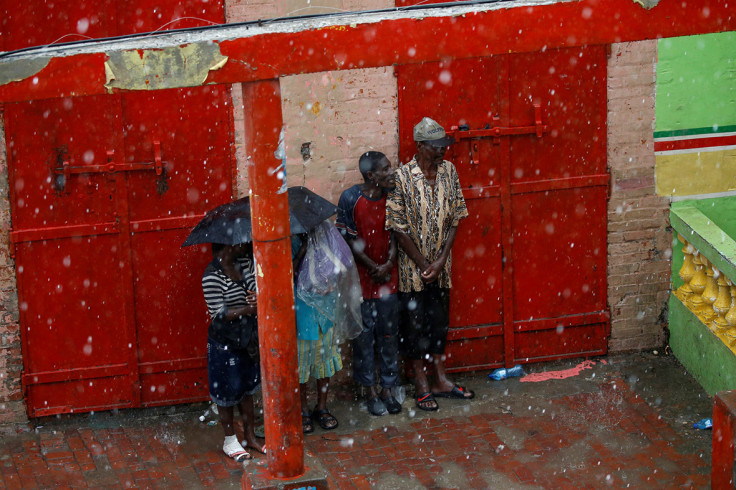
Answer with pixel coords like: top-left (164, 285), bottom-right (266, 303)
top-left (280, 68), bottom-right (398, 203)
top-left (606, 41), bottom-right (672, 352)
top-left (227, 0), bottom-right (395, 199)
top-left (0, 106), bottom-right (25, 423)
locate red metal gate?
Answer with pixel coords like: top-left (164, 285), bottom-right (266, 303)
top-left (4, 2), bottom-right (233, 417)
top-left (397, 47), bottom-right (610, 371)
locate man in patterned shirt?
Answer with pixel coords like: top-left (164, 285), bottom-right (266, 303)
top-left (386, 117), bottom-right (474, 411)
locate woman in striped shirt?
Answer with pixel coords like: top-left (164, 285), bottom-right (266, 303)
top-left (202, 242), bottom-right (265, 461)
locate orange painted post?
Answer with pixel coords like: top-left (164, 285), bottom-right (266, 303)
top-left (241, 79), bottom-right (304, 479)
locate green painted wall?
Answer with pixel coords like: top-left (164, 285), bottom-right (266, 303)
top-left (669, 296), bottom-right (736, 395)
top-left (655, 31), bottom-right (736, 137)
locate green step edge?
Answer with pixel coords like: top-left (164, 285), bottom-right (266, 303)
top-left (670, 204), bottom-right (736, 284)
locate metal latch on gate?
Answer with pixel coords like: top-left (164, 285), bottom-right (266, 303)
top-left (446, 103), bottom-right (549, 165)
top-left (54, 141), bottom-right (165, 191)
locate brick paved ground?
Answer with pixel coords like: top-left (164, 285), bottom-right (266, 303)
top-left (0, 353), bottom-right (714, 488)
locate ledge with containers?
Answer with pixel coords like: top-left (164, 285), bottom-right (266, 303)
top-left (670, 198), bottom-right (736, 395)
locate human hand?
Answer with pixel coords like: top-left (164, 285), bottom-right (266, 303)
top-left (420, 260), bottom-right (443, 283)
top-left (246, 291), bottom-right (257, 306)
top-left (371, 262), bottom-right (393, 284)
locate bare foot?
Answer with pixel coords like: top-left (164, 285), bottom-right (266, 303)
top-left (241, 435), bottom-right (267, 455)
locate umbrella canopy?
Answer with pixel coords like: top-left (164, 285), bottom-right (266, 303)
top-left (182, 186), bottom-right (338, 247)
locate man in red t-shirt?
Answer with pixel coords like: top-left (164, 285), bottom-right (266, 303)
top-left (336, 151), bottom-right (402, 416)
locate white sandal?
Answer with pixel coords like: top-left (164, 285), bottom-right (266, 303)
top-left (223, 438), bottom-right (252, 462)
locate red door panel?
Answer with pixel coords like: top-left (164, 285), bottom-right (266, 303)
top-left (451, 196), bottom-right (503, 328)
top-left (15, 236), bottom-right (134, 417)
top-left (17, 237), bottom-right (129, 374)
top-left (132, 229), bottom-right (212, 406)
top-left (7, 95), bottom-right (137, 416)
top-left (397, 57), bottom-right (503, 175)
top-left (511, 187), bottom-right (607, 321)
top-left (446, 195), bottom-right (504, 370)
top-left (5, 1), bottom-right (233, 417)
top-left (6, 96), bottom-right (120, 230)
top-left (122, 85), bottom-right (234, 407)
top-left (397, 59), bottom-right (506, 369)
top-left (397, 46), bottom-right (609, 371)
top-left (122, 87), bottom-right (234, 222)
top-left (509, 48), bottom-right (608, 182)
top-left (515, 324), bottom-right (608, 362)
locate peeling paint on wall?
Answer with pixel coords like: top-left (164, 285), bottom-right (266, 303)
top-left (0, 57), bottom-right (50, 86)
top-left (103, 43), bottom-right (228, 91)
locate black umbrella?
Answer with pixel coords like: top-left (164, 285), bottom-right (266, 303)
top-left (181, 186), bottom-right (338, 247)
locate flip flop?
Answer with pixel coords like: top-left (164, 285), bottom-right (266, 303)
top-left (415, 392), bottom-right (439, 411)
top-left (312, 408), bottom-right (339, 430)
top-left (433, 385), bottom-right (475, 400)
top-left (224, 447), bottom-right (252, 462)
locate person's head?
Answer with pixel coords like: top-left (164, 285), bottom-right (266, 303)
top-left (358, 151), bottom-right (395, 190)
top-left (211, 242), bottom-right (251, 259)
top-left (413, 117), bottom-right (454, 166)
top-left (211, 242), bottom-right (225, 257)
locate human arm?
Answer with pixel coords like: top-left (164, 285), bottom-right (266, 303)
top-left (421, 226), bottom-right (458, 283)
top-left (395, 230), bottom-right (431, 274)
top-left (225, 290), bottom-right (257, 319)
top-left (385, 170), bottom-right (430, 275)
top-left (371, 231), bottom-right (397, 283)
top-left (345, 235), bottom-right (380, 275)
top-left (202, 273), bottom-right (257, 322)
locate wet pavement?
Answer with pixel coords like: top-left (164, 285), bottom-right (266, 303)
top-left (0, 352), bottom-right (714, 488)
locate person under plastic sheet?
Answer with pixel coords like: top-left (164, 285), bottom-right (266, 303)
top-left (291, 220), bottom-right (362, 433)
top-left (386, 117), bottom-right (475, 412)
top-left (201, 242), bottom-right (266, 462)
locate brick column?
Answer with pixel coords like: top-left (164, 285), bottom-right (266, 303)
top-left (606, 41), bottom-right (672, 352)
top-left (0, 106), bottom-right (25, 423)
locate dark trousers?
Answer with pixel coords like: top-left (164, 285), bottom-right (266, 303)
top-left (352, 294), bottom-right (399, 388)
top-left (399, 285), bottom-right (450, 360)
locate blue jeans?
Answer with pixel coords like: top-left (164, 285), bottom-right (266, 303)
top-left (352, 294), bottom-right (399, 388)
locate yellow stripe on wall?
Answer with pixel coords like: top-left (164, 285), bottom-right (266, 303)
top-left (655, 148), bottom-right (736, 197)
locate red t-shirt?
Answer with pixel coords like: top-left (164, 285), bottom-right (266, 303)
top-left (336, 185), bottom-right (398, 299)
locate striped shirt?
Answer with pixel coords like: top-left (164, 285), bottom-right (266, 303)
top-left (385, 158), bottom-right (468, 292)
top-left (202, 256), bottom-right (257, 321)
